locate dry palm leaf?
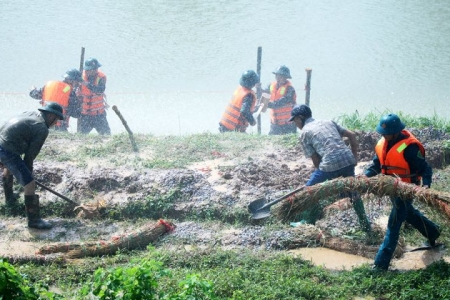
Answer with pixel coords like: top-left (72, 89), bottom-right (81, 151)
top-left (275, 175), bottom-right (450, 222)
top-left (37, 219), bottom-right (175, 259)
top-left (73, 199), bottom-right (107, 219)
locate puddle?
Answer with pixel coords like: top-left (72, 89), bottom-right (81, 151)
top-left (289, 248), bottom-right (372, 270)
top-left (392, 247), bottom-right (449, 271)
top-left (290, 246), bottom-right (449, 271)
top-left (0, 241), bottom-right (40, 256)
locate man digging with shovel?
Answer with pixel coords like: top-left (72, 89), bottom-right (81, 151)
top-left (290, 104), bottom-right (371, 232)
top-left (0, 102), bottom-right (64, 229)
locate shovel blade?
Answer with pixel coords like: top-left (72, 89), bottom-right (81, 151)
top-left (251, 207), bottom-right (271, 219)
top-left (248, 197), bottom-right (272, 219)
top-left (247, 197), bottom-right (267, 214)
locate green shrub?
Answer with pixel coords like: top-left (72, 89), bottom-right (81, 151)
top-left (78, 259), bottom-right (169, 299)
top-left (166, 274), bottom-right (217, 300)
top-left (0, 259), bottom-right (62, 300)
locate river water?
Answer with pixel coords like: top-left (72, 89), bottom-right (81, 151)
top-left (1, 0), bottom-right (449, 135)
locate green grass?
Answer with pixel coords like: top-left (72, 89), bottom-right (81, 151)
top-left (38, 132), bottom-right (296, 170)
top-left (6, 248), bottom-right (450, 299)
top-left (338, 109), bottom-right (450, 132)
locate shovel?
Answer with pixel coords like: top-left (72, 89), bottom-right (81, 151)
top-left (248, 186), bottom-right (306, 219)
top-left (35, 180), bottom-right (79, 206)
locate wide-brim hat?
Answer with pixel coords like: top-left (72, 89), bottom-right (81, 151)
top-left (272, 65), bottom-right (292, 79)
top-left (38, 102), bottom-right (64, 120)
top-left (84, 58), bottom-right (102, 70)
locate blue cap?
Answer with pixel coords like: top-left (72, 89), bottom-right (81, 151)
top-left (288, 104), bottom-right (312, 122)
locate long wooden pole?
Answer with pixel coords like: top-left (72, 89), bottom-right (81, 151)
top-left (112, 105), bottom-right (139, 152)
top-left (305, 68), bottom-right (312, 106)
top-left (256, 47), bottom-right (262, 134)
top-left (79, 47), bottom-right (85, 72)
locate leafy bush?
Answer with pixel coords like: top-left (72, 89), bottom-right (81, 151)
top-left (166, 274), bottom-right (216, 300)
top-left (77, 259), bottom-right (216, 300)
top-left (0, 259), bottom-right (62, 300)
top-left (78, 259), bottom-right (168, 299)
top-left (0, 260), bottom-right (36, 299)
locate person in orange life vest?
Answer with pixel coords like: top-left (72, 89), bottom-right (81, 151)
top-left (264, 65), bottom-right (297, 135)
top-left (29, 69), bottom-right (83, 132)
top-left (364, 113), bottom-right (441, 271)
top-left (77, 58), bottom-right (111, 135)
top-left (219, 70), bottom-right (260, 133)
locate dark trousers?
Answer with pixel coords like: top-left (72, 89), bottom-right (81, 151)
top-left (374, 196), bottom-right (440, 269)
top-left (268, 123), bottom-right (297, 135)
top-left (77, 114), bottom-right (111, 135)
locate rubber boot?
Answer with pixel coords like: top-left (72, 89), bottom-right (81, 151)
top-left (3, 175), bottom-right (19, 215)
top-left (352, 197), bottom-right (371, 233)
top-left (24, 195), bottom-right (52, 229)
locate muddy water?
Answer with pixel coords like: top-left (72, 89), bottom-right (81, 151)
top-left (289, 248), bottom-right (372, 270)
top-left (392, 248), bottom-right (450, 271)
top-left (0, 241), bottom-right (39, 256)
top-left (290, 211), bottom-right (449, 271)
top-left (290, 247), bottom-right (450, 271)
top-left (3, 1), bottom-right (450, 136)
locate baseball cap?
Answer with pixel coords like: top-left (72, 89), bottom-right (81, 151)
top-left (288, 104), bottom-right (312, 122)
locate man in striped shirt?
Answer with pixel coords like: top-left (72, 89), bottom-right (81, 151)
top-left (290, 104), bottom-right (371, 232)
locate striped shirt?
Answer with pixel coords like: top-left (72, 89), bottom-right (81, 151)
top-left (300, 118), bottom-right (356, 172)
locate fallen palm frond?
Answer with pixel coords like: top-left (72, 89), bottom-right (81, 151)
top-left (37, 219), bottom-right (175, 259)
top-left (274, 176), bottom-right (450, 222)
top-left (38, 242), bottom-right (84, 255)
top-left (73, 199), bottom-right (107, 219)
top-left (0, 254), bottom-right (66, 265)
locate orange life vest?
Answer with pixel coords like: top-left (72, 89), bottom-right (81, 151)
top-left (220, 86), bottom-right (256, 132)
top-left (269, 81), bottom-right (297, 125)
top-left (375, 130), bottom-right (425, 183)
top-left (78, 71), bottom-right (107, 115)
top-left (42, 81), bottom-right (72, 127)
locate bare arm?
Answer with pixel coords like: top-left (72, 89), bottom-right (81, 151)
top-left (342, 129), bottom-right (358, 162)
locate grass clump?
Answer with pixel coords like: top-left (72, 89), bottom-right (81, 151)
top-left (338, 110), bottom-right (450, 132)
top-left (108, 188), bottom-right (182, 220)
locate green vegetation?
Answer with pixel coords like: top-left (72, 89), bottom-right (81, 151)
top-left (39, 132), bottom-right (294, 169)
top-left (4, 247), bottom-right (450, 299)
top-left (338, 110), bottom-right (450, 132)
top-left (137, 132), bottom-right (291, 169)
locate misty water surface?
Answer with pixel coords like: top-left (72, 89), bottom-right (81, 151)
top-left (1, 0), bottom-right (449, 135)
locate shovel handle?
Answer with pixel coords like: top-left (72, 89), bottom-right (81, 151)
top-left (35, 180), bottom-right (78, 205)
top-left (258, 185), bottom-right (306, 211)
